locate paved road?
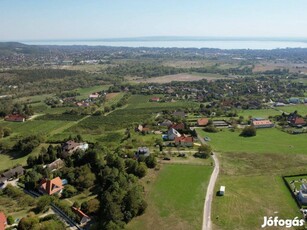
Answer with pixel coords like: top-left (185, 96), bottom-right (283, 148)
top-left (197, 134), bottom-right (220, 230)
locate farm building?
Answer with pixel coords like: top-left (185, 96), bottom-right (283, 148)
top-left (197, 118), bottom-right (209, 126)
top-left (298, 184), bottom-right (307, 205)
top-left (212, 120), bottom-right (229, 128)
top-left (4, 114), bottom-right (26, 122)
top-left (252, 119), bottom-right (274, 128)
top-left (219, 186), bottom-right (225, 196)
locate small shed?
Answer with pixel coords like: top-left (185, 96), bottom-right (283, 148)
top-left (219, 186), bottom-right (225, 196)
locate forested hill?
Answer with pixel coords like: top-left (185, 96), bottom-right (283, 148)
top-left (0, 42), bottom-right (48, 56)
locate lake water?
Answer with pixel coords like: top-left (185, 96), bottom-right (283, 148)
top-left (22, 40), bottom-right (307, 50)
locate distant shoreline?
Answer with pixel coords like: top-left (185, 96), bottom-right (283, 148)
top-left (17, 38), bottom-right (307, 50)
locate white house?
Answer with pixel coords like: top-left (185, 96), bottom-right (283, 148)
top-left (167, 128), bottom-right (181, 140)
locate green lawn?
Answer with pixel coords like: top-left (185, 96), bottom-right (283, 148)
top-left (127, 164), bottom-right (213, 230)
top-left (196, 128), bottom-right (307, 155)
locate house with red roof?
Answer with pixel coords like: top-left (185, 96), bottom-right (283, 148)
top-left (72, 207), bottom-right (91, 225)
top-left (150, 97), bottom-right (160, 102)
top-left (174, 136), bottom-right (194, 147)
top-left (289, 117), bottom-right (306, 127)
top-left (39, 177), bottom-right (64, 195)
top-left (170, 123), bottom-right (185, 131)
top-left (4, 114), bottom-right (26, 122)
top-left (0, 212), bottom-right (6, 230)
top-left (197, 118), bottom-right (209, 127)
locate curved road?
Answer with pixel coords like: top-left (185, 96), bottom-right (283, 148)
top-left (196, 133), bottom-right (220, 230)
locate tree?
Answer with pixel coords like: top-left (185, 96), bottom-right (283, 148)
top-left (27, 155), bottom-right (36, 167)
top-left (36, 196), bottom-right (52, 213)
top-left (145, 155), bottom-right (157, 168)
top-left (75, 165), bottom-right (95, 190)
top-left (82, 198), bottom-right (100, 214)
top-left (194, 144), bottom-right (212, 159)
top-left (18, 215), bottom-right (39, 230)
top-left (62, 185), bottom-right (77, 198)
top-left (240, 126), bottom-right (256, 137)
top-left (73, 201), bottom-right (80, 209)
top-left (135, 162), bottom-right (147, 178)
top-left (7, 215), bottom-right (14, 225)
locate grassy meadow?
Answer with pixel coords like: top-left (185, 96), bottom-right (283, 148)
top-left (196, 128), bottom-right (307, 155)
top-left (127, 163), bottom-right (213, 230)
top-left (212, 152), bottom-right (305, 230)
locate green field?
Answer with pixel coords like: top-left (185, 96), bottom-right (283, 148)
top-left (126, 94), bottom-right (199, 109)
top-left (74, 84), bottom-right (110, 100)
top-left (0, 120), bottom-right (74, 137)
top-left (212, 152), bottom-right (304, 230)
top-left (196, 128), bottom-right (307, 155)
top-left (127, 164), bottom-right (213, 230)
top-left (281, 104), bottom-right (307, 116)
top-left (0, 143), bottom-right (48, 171)
top-left (237, 108), bottom-right (281, 119)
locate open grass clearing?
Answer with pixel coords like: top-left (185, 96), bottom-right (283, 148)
top-left (280, 104), bottom-right (307, 116)
top-left (212, 152), bottom-right (306, 230)
top-left (1, 120), bottom-right (74, 137)
top-left (0, 143), bottom-right (49, 171)
top-left (237, 108), bottom-right (281, 119)
top-left (134, 73), bottom-right (226, 84)
top-left (127, 94), bottom-right (198, 109)
top-left (196, 128), bottom-right (307, 155)
top-left (127, 163), bottom-right (213, 230)
top-left (74, 84), bottom-right (110, 100)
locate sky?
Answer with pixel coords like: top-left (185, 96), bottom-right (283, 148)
top-left (1, 0), bottom-right (307, 41)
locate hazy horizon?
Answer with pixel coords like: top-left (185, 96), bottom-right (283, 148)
top-left (1, 0), bottom-right (307, 41)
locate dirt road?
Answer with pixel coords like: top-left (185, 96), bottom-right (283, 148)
top-left (196, 134), bottom-right (220, 230)
top-left (202, 153), bottom-right (219, 230)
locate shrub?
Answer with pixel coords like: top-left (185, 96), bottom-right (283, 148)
top-left (240, 126), bottom-right (256, 137)
top-left (203, 125), bottom-right (218, 133)
top-left (7, 216), bottom-right (14, 225)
